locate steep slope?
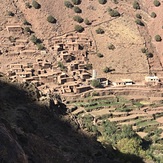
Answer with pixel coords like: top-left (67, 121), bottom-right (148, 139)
top-left (0, 76), bottom-right (116, 163)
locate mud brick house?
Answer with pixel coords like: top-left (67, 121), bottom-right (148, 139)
top-left (74, 85), bottom-right (92, 94)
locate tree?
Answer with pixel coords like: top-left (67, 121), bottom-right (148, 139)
top-left (71, 0), bottom-right (81, 5)
top-left (64, 1), bottom-right (74, 8)
top-left (108, 8), bottom-right (120, 17)
top-left (153, 0), bottom-right (161, 7)
top-left (135, 19), bottom-right (144, 26)
top-left (74, 25), bottom-right (84, 32)
top-left (141, 48), bottom-right (147, 53)
top-left (108, 43), bottom-right (115, 50)
top-left (47, 15), bottom-right (56, 23)
top-left (96, 28), bottom-right (104, 34)
top-left (133, 1), bottom-right (140, 9)
top-left (91, 80), bottom-right (101, 88)
top-left (146, 52), bottom-right (153, 58)
top-left (103, 67), bottom-right (110, 73)
top-left (73, 15), bottom-right (83, 23)
top-left (98, 0), bottom-right (107, 5)
top-left (97, 53), bottom-right (104, 58)
top-left (30, 35), bottom-right (38, 44)
top-left (84, 18), bottom-right (91, 25)
top-left (151, 12), bottom-right (157, 18)
top-left (8, 11), bottom-right (14, 16)
top-left (136, 13), bottom-right (142, 19)
top-left (155, 35), bottom-right (162, 42)
top-left (32, 0), bottom-right (41, 9)
top-left (24, 27), bottom-right (32, 34)
top-left (73, 6), bottom-right (82, 13)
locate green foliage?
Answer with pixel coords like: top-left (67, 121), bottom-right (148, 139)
top-left (85, 63), bottom-right (92, 70)
top-left (23, 20), bottom-right (31, 25)
top-left (32, 0), bottom-right (41, 9)
top-left (30, 35), bottom-right (41, 44)
top-left (24, 27), bottom-right (32, 34)
top-left (64, 1), bottom-right (74, 8)
top-left (117, 138), bottom-right (143, 157)
top-left (8, 36), bottom-right (16, 42)
top-left (36, 43), bottom-right (45, 50)
top-left (25, 2), bottom-right (31, 8)
top-left (146, 52), bottom-right (153, 58)
top-left (73, 15), bottom-right (83, 23)
top-left (96, 28), bottom-right (104, 34)
top-left (108, 43), bottom-right (115, 50)
top-left (151, 12), bottom-right (157, 18)
top-left (91, 80), bottom-right (101, 88)
top-left (135, 19), bottom-right (144, 26)
top-left (108, 8), bottom-right (120, 17)
top-left (84, 18), bottom-right (91, 25)
top-left (98, 0), bottom-right (107, 4)
top-left (155, 35), bottom-right (162, 42)
top-left (103, 67), bottom-right (110, 73)
top-left (153, 0), bottom-right (161, 7)
top-left (71, 0), bottom-right (81, 5)
top-left (8, 11), bottom-right (14, 16)
top-left (74, 25), bottom-right (84, 32)
top-left (47, 15), bottom-right (56, 23)
top-left (97, 53), bottom-right (104, 58)
top-left (73, 6), bottom-right (82, 13)
top-left (58, 62), bottom-right (67, 71)
top-left (133, 1), bottom-right (140, 9)
top-left (141, 48), bottom-right (147, 53)
top-left (136, 13), bottom-right (142, 19)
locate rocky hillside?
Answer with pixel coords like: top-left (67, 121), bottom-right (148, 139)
top-left (1, 0), bottom-right (163, 81)
top-left (0, 75), bottom-right (122, 163)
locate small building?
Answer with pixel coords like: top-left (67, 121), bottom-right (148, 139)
top-left (145, 76), bottom-right (159, 83)
top-left (112, 79), bottom-right (134, 86)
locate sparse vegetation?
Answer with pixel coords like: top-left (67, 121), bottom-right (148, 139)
top-left (136, 14), bottom-right (142, 19)
top-left (74, 25), bottom-right (84, 32)
top-left (151, 12), bottom-right (157, 18)
top-left (25, 2), bottom-right (31, 8)
top-left (47, 15), bottom-right (56, 23)
top-left (36, 43), bottom-right (45, 50)
top-left (135, 19), bottom-right (144, 26)
top-left (24, 27), bottom-right (32, 34)
top-left (103, 67), bottom-right (110, 73)
top-left (64, 1), bottom-right (74, 8)
top-left (91, 79), bottom-right (101, 88)
top-left (108, 8), bottom-right (120, 17)
top-left (73, 6), bottom-right (82, 13)
top-left (153, 0), bottom-right (161, 7)
top-left (71, 0), bottom-right (81, 5)
top-left (84, 18), bottom-right (91, 25)
top-left (108, 43), bottom-right (115, 50)
top-left (85, 63), bottom-right (92, 70)
top-left (9, 36), bottom-right (16, 42)
top-left (97, 53), bottom-right (104, 58)
top-left (32, 0), bottom-right (41, 9)
top-left (133, 1), bottom-right (140, 10)
top-left (155, 35), bottom-right (162, 42)
top-left (73, 15), bottom-right (83, 23)
top-left (96, 28), bottom-right (104, 34)
top-left (98, 0), bottom-right (107, 5)
top-left (7, 11), bottom-right (14, 17)
top-left (146, 52), bottom-right (153, 58)
top-left (23, 20), bottom-right (31, 25)
top-left (141, 48), bottom-right (147, 53)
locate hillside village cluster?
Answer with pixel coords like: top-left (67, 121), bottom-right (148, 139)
top-left (0, 24), bottom-right (162, 96)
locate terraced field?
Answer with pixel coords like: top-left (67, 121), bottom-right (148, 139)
top-left (68, 95), bottom-right (163, 161)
